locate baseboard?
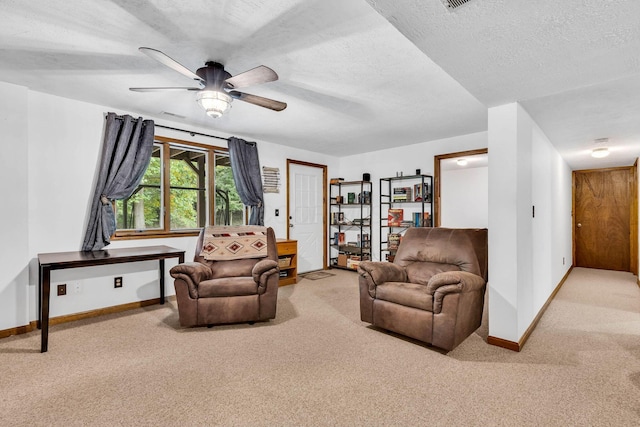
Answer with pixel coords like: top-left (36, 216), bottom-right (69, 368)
top-left (0, 296), bottom-right (175, 340)
top-left (488, 265), bottom-right (574, 352)
top-left (487, 336), bottom-right (520, 351)
top-left (0, 321), bottom-right (38, 339)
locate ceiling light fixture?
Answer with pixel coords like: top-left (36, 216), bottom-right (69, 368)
top-left (196, 90), bottom-right (232, 118)
top-left (591, 147), bottom-right (610, 158)
top-left (456, 159), bottom-right (468, 166)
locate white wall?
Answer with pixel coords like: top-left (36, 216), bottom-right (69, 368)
top-left (0, 83), bottom-right (339, 330)
top-left (441, 166), bottom-right (488, 228)
top-left (488, 102), bottom-right (572, 343)
top-left (0, 82), bottom-right (29, 330)
top-left (338, 131), bottom-right (488, 261)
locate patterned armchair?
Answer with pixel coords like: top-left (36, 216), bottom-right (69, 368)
top-left (169, 226), bottom-right (279, 327)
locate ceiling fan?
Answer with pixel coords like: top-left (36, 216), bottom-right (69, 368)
top-left (130, 47), bottom-right (287, 118)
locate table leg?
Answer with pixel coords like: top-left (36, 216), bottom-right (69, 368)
top-left (40, 265), bottom-right (51, 353)
top-left (159, 259), bottom-right (165, 304)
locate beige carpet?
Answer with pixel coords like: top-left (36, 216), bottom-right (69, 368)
top-left (1, 267), bottom-right (639, 426)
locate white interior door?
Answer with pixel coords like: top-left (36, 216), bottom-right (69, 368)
top-left (289, 163), bottom-right (324, 273)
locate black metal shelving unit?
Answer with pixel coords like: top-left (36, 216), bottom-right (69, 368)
top-left (329, 180), bottom-right (372, 270)
top-left (380, 174), bottom-right (433, 262)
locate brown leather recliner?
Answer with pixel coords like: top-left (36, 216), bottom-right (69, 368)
top-left (169, 227), bottom-right (279, 327)
top-left (358, 227), bottom-right (488, 351)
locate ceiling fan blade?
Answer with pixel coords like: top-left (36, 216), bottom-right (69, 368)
top-left (225, 65), bottom-right (278, 89)
top-left (139, 47), bottom-right (203, 83)
top-left (129, 87), bottom-right (201, 92)
top-left (229, 90), bottom-right (287, 111)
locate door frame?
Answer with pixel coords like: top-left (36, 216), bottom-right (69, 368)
top-left (433, 148), bottom-right (488, 227)
top-left (571, 165), bottom-right (638, 274)
top-left (286, 159), bottom-right (328, 270)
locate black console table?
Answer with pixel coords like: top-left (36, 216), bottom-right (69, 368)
top-left (38, 245), bottom-right (185, 353)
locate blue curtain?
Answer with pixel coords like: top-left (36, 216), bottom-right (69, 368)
top-left (82, 113), bottom-right (155, 251)
top-left (228, 137), bottom-right (264, 225)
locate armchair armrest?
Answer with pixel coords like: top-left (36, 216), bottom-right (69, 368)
top-left (170, 262), bottom-right (213, 284)
top-left (358, 261), bottom-right (407, 286)
top-left (252, 259), bottom-right (279, 289)
top-left (170, 262), bottom-right (213, 299)
top-left (358, 261), bottom-right (407, 298)
top-left (427, 271), bottom-right (486, 314)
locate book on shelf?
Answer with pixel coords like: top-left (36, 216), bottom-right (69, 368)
top-left (338, 232), bottom-right (346, 245)
top-left (392, 186), bottom-right (412, 202)
top-left (388, 233), bottom-right (402, 250)
top-left (410, 212), bottom-right (431, 227)
top-left (388, 208), bottom-right (403, 226)
top-left (331, 212), bottom-right (346, 225)
top-left (347, 192), bottom-right (356, 204)
top-left (361, 191), bottom-right (371, 204)
top-left (357, 233), bottom-right (370, 248)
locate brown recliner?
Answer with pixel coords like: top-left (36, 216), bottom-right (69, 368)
top-left (358, 227), bottom-right (488, 351)
top-left (169, 227), bottom-right (279, 327)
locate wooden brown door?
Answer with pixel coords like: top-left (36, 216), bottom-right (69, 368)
top-left (574, 167), bottom-right (632, 271)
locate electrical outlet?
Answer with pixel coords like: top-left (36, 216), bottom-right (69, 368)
top-left (114, 277), bottom-right (123, 288)
top-left (57, 284), bottom-right (67, 296)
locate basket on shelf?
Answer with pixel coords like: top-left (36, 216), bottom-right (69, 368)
top-left (278, 257), bottom-right (292, 268)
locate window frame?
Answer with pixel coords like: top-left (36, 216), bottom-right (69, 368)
top-left (112, 135), bottom-right (227, 240)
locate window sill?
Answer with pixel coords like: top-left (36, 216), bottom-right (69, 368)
top-left (112, 230), bottom-right (201, 241)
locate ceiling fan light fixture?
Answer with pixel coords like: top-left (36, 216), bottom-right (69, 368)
top-left (591, 147), bottom-right (610, 158)
top-left (196, 90), bottom-right (232, 118)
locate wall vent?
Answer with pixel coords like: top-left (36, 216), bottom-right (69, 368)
top-left (440, 0), bottom-right (474, 11)
top-left (161, 111), bottom-right (186, 119)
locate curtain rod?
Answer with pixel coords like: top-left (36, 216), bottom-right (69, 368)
top-left (153, 123), bottom-right (229, 141)
top-left (110, 116), bottom-right (255, 145)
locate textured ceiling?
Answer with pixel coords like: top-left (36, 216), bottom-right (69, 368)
top-left (366, 0), bottom-right (640, 169)
top-left (1, 0), bottom-right (639, 169)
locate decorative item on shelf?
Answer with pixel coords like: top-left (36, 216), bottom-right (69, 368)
top-left (388, 208), bottom-right (403, 226)
top-left (262, 166), bottom-right (280, 193)
top-left (347, 192), bottom-right (356, 204)
top-left (363, 173), bottom-right (371, 182)
top-left (416, 169), bottom-right (421, 175)
top-left (335, 195), bottom-right (343, 204)
top-left (330, 177), bottom-right (345, 184)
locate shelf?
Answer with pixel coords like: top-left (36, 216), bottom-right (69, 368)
top-left (276, 239), bottom-right (297, 286)
top-left (380, 174), bottom-right (433, 258)
top-left (329, 180), bottom-right (372, 269)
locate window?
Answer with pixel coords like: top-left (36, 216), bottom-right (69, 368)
top-left (114, 135), bottom-right (244, 238)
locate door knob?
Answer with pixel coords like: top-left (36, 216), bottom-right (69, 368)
top-left (289, 223), bottom-right (294, 228)
top-left (577, 223), bottom-right (582, 228)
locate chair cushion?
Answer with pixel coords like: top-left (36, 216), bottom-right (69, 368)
top-left (197, 277), bottom-right (258, 298)
top-left (376, 282), bottom-right (433, 312)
